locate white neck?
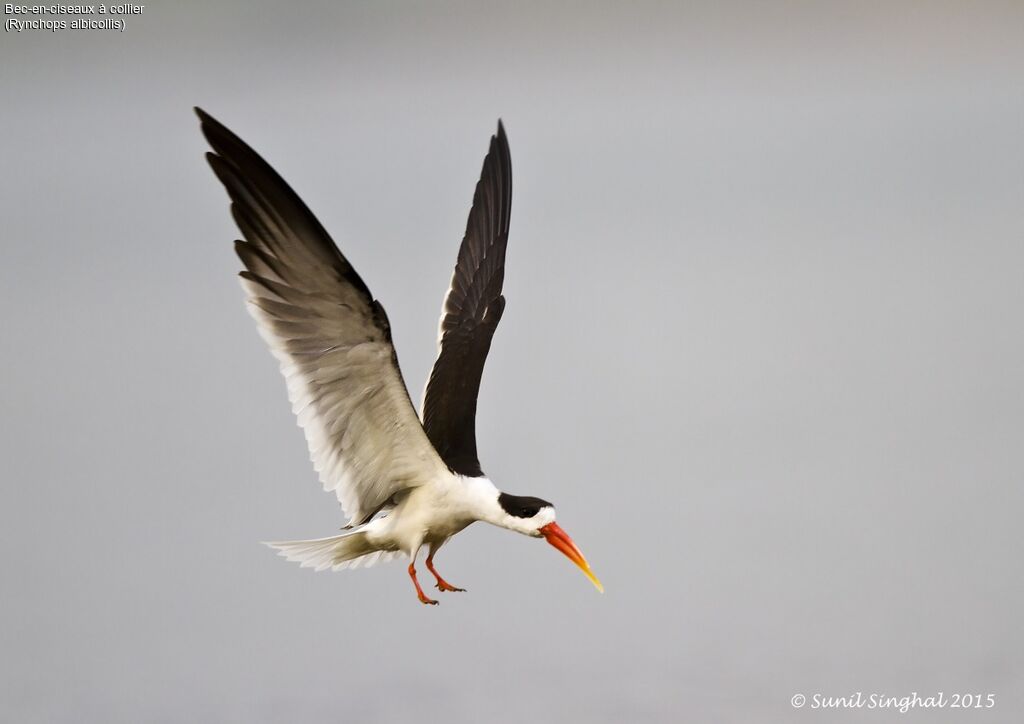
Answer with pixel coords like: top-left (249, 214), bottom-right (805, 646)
top-left (457, 475), bottom-right (505, 524)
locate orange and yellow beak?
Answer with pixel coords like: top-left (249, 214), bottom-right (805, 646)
top-left (539, 522), bottom-right (603, 592)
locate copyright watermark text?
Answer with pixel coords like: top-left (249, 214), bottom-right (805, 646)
top-left (791, 692), bottom-right (995, 714)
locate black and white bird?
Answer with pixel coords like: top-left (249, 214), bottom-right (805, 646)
top-left (197, 108), bottom-right (602, 604)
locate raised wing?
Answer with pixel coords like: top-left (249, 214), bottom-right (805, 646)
top-left (197, 108), bottom-right (447, 524)
top-left (421, 122), bottom-right (511, 477)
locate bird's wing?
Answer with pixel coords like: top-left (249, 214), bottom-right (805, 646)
top-left (421, 122), bottom-right (512, 477)
top-left (198, 108), bottom-right (448, 525)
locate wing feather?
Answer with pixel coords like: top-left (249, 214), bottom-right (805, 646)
top-left (421, 122), bottom-right (512, 477)
top-left (198, 108), bottom-right (447, 524)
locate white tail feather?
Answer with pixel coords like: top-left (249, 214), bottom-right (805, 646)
top-left (265, 532), bottom-right (402, 572)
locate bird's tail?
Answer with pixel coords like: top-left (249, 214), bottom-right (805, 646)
top-left (265, 531), bottom-right (402, 572)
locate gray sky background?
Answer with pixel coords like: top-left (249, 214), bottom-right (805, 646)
top-left (2, 2), bottom-right (1022, 722)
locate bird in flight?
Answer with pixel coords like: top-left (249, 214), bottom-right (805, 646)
top-left (197, 108), bottom-right (602, 604)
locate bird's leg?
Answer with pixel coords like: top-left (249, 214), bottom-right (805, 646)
top-left (407, 562), bottom-right (438, 605)
top-left (426, 546), bottom-right (466, 593)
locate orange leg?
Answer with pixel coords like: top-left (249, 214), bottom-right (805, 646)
top-left (426, 549), bottom-right (466, 593)
top-left (408, 563), bottom-right (438, 605)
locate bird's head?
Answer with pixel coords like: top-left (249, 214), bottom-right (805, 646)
top-left (496, 493), bottom-right (603, 592)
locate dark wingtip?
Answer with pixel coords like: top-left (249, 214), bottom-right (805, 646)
top-left (194, 107), bottom-right (217, 129)
top-left (494, 120), bottom-right (510, 163)
top-left (197, 109), bottom-right (226, 154)
top-left (196, 108), bottom-right (238, 155)
top-left (203, 150), bottom-right (222, 173)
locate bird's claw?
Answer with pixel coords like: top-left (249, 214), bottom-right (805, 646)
top-left (435, 581), bottom-right (466, 592)
top-left (418, 594), bottom-right (439, 605)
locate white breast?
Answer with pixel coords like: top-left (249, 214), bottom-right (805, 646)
top-left (368, 474), bottom-right (501, 554)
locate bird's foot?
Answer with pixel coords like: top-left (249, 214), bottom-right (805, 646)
top-left (409, 563), bottom-right (438, 605)
top-left (435, 580), bottom-right (466, 593)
